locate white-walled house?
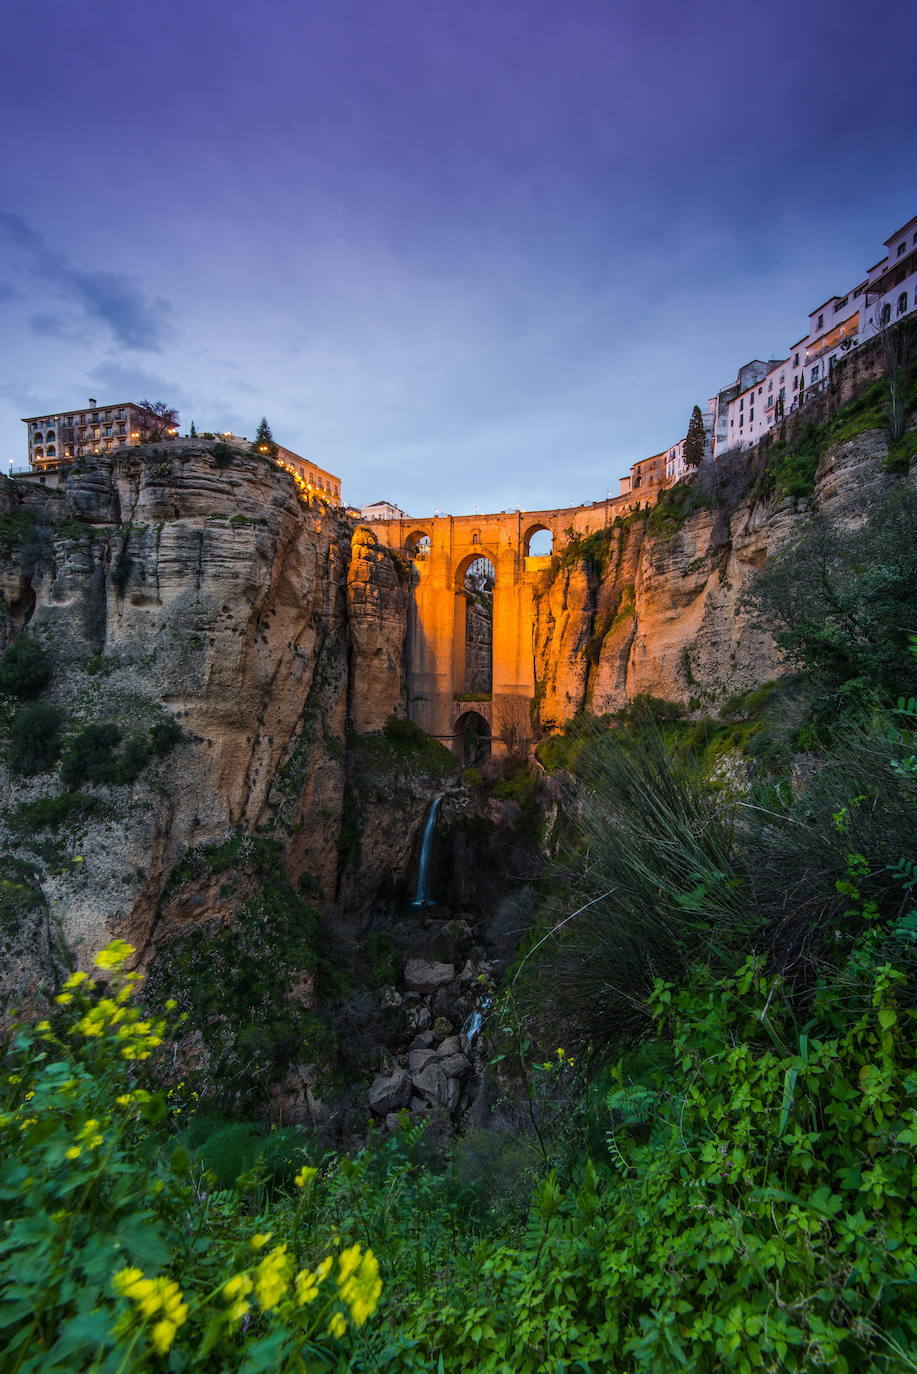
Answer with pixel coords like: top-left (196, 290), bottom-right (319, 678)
top-left (710, 360), bottom-right (783, 456)
top-left (858, 215), bottom-right (917, 342)
top-left (359, 500), bottom-right (405, 521)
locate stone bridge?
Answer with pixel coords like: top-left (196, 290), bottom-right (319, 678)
top-left (367, 492), bottom-right (643, 757)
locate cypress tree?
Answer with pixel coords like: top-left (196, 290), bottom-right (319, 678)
top-left (252, 417), bottom-right (277, 458)
top-left (683, 404), bottom-right (706, 468)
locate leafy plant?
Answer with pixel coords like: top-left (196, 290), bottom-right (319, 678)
top-left (0, 635), bottom-right (50, 698)
top-left (8, 702), bottom-right (64, 774)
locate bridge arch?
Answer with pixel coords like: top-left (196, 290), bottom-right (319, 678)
top-left (405, 529), bottom-right (432, 559)
top-left (523, 522), bottom-right (553, 557)
top-left (454, 709), bottom-right (491, 764)
top-left (454, 554), bottom-right (495, 696)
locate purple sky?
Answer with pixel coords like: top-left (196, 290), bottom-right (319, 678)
top-left (2, 0), bottom-right (916, 513)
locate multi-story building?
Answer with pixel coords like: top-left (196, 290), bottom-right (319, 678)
top-left (274, 444), bottom-right (342, 504)
top-left (710, 360), bottom-right (783, 456)
top-left (20, 399), bottom-right (175, 469)
top-left (859, 215), bottom-right (917, 338)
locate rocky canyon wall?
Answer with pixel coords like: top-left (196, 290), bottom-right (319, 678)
top-left (531, 428), bottom-right (900, 728)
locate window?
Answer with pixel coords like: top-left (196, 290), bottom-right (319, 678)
top-left (898, 242), bottom-right (907, 256)
top-left (811, 365), bottom-right (820, 381)
top-left (740, 397), bottom-right (744, 409)
top-left (758, 387), bottom-right (763, 395)
top-left (817, 314), bottom-right (824, 329)
top-left (118, 409), bottom-right (126, 419)
top-left (794, 352), bottom-right (799, 367)
top-left (834, 296), bottom-right (848, 311)
top-left (881, 303), bottom-right (892, 327)
top-left (768, 380), bottom-right (773, 391)
top-left (898, 292), bottom-right (908, 316)
top-left (749, 409), bottom-right (754, 422)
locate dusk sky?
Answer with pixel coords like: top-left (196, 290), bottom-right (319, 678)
top-left (2, 0), bottom-right (916, 514)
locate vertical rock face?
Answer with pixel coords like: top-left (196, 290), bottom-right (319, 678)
top-left (346, 527), bottom-right (408, 733)
top-left (0, 447), bottom-right (414, 968)
top-left (532, 430), bottom-right (902, 724)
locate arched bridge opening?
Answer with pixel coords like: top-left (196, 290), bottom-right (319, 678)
top-left (454, 709), bottom-right (491, 765)
top-left (523, 523), bottom-right (553, 557)
top-left (454, 553), bottom-right (495, 697)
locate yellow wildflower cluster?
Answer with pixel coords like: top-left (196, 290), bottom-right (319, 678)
top-left (114, 1267), bottom-right (188, 1355)
top-left (47, 943), bottom-right (168, 1063)
top-left (254, 1244), bottom-right (293, 1310)
top-left (336, 1244), bottom-right (382, 1327)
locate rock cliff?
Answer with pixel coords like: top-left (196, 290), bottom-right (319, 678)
top-left (531, 428), bottom-right (899, 727)
top-left (0, 445), bottom-right (420, 986)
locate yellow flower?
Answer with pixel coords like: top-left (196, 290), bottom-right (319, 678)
top-left (62, 971), bottom-right (89, 989)
top-left (254, 1245), bottom-right (291, 1310)
top-left (294, 1165), bottom-right (317, 1189)
top-left (228, 1299), bottom-right (250, 1322)
top-left (250, 1232), bottom-right (272, 1251)
top-left (165, 999), bottom-right (177, 1011)
top-left (327, 1311), bottom-right (347, 1339)
top-left (55, 993), bottom-right (73, 1005)
top-left (114, 1268), bottom-right (144, 1294)
top-left (150, 1319), bottom-right (177, 1355)
top-left (222, 1274), bottom-right (253, 1301)
top-left (337, 1244), bottom-right (362, 1285)
top-left (338, 1248), bottom-right (382, 1326)
top-left (66, 1146), bottom-right (81, 1160)
top-left (94, 940), bottom-right (135, 970)
top-left (36, 1020), bottom-right (51, 1032)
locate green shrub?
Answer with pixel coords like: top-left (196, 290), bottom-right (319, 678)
top-left (8, 702), bottom-right (64, 774)
top-left (5, 791), bottom-right (99, 835)
top-left (615, 692), bottom-right (684, 726)
top-left (401, 955), bottom-right (917, 1373)
top-left (0, 636), bottom-right (50, 698)
top-left (743, 483), bottom-right (917, 707)
top-left (60, 722), bottom-right (122, 788)
top-left (210, 442), bottom-right (234, 468)
top-left (0, 943), bottom-right (382, 1372)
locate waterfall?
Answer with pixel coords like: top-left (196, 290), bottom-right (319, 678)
top-left (461, 996), bottom-right (492, 1044)
top-left (412, 796), bottom-right (443, 908)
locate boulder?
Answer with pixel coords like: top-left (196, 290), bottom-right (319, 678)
top-left (367, 1067), bottom-right (411, 1116)
top-left (438, 1052), bottom-right (471, 1079)
top-left (404, 959), bottom-right (455, 994)
top-left (408, 1048), bottom-right (438, 1075)
top-left (436, 1035), bottom-right (463, 1058)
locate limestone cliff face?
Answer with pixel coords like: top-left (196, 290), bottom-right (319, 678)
top-left (532, 429), bottom-right (900, 727)
top-left (0, 447), bottom-right (417, 978)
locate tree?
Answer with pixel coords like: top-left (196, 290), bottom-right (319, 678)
top-left (189, 421), bottom-right (197, 438)
top-left (138, 401), bottom-right (180, 440)
top-left (683, 404), bottom-right (706, 468)
top-left (251, 417), bottom-right (278, 458)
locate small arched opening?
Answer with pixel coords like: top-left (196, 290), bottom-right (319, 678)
top-left (454, 554), bottom-right (495, 695)
top-left (455, 710), bottom-right (491, 765)
top-left (405, 529), bottom-right (432, 560)
top-left (524, 524), bottom-right (553, 557)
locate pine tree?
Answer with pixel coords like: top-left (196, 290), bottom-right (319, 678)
top-left (251, 417), bottom-right (277, 458)
top-left (683, 404), bottom-right (706, 468)
top-left (189, 421), bottom-right (197, 438)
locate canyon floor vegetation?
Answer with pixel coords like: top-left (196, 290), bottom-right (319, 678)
top-left (1, 483), bottom-right (916, 1372)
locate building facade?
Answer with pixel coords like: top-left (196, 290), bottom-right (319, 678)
top-left (21, 400), bottom-right (174, 469)
top-left (359, 500), bottom-right (406, 521)
top-left (274, 445), bottom-right (342, 503)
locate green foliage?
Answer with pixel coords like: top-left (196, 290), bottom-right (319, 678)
top-left (397, 955), bottom-right (917, 1373)
top-left (615, 692), bottom-right (684, 726)
top-left (0, 508), bottom-right (38, 555)
top-left (743, 483), bottom-right (917, 708)
top-left (0, 944), bottom-right (382, 1372)
top-left (8, 702), bottom-right (64, 774)
top-left (210, 441), bottom-right (234, 467)
top-left (251, 416), bottom-right (278, 458)
top-left (647, 479), bottom-right (709, 535)
top-left (146, 849), bottom-right (335, 1108)
top-left (60, 712), bottom-right (182, 789)
top-left (683, 401), bottom-right (706, 467)
top-left (0, 635), bottom-right (50, 698)
top-left (763, 378), bottom-right (890, 499)
top-left (0, 854), bottom-right (44, 931)
top-left (352, 716), bottom-right (457, 780)
top-left (5, 790), bottom-right (100, 836)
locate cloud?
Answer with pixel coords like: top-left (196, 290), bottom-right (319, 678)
top-left (29, 312), bottom-right (76, 339)
top-left (0, 211), bottom-right (172, 351)
top-left (0, 284), bottom-right (22, 305)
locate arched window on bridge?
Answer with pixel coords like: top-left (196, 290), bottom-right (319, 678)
top-left (405, 531), bottom-right (431, 559)
top-left (455, 710), bottom-right (491, 765)
top-left (524, 524), bottom-right (553, 557)
top-left (458, 555), bottom-right (494, 696)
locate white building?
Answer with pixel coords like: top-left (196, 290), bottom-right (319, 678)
top-left (710, 360), bottom-right (783, 456)
top-left (359, 500), bottom-right (405, 521)
top-left (858, 214), bottom-right (917, 342)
